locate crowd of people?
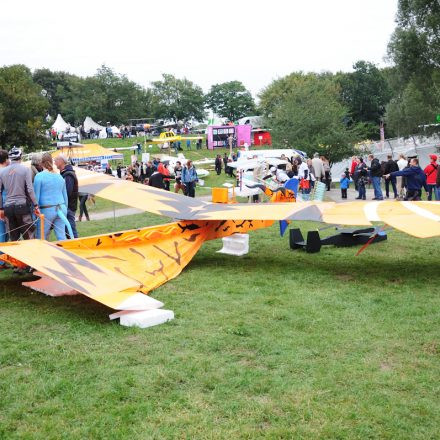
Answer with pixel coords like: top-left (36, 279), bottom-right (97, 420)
top-left (346, 153), bottom-right (438, 201)
top-left (117, 158), bottom-right (199, 197)
top-left (0, 148), bottom-right (80, 272)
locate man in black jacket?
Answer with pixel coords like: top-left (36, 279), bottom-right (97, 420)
top-left (54, 155), bottom-right (78, 238)
top-left (383, 154), bottom-right (399, 198)
top-left (368, 154), bottom-right (383, 200)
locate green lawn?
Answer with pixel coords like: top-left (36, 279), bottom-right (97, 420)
top-left (1, 213), bottom-right (440, 439)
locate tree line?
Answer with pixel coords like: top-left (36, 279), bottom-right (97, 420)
top-left (0, 0), bottom-right (438, 158)
top-left (0, 65), bottom-right (257, 150)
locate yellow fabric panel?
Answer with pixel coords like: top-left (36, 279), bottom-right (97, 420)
top-left (322, 202), bottom-right (372, 226)
top-left (377, 202), bottom-right (440, 238)
top-left (59, 222), bottom-right (207, 296)
top-left (59, 220), bottom-right (274, 297)
top-left (75, 167), bottom-right (207, 219)
top-left (51, 144), bottom-right (121, 161)
top-left (0, 240), bottom-right (139, 297)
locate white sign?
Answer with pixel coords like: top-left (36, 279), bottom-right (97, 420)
top-left (142, 153), bottom-right (150, 163)
top-left (131, 154), bottom-right (137, 164)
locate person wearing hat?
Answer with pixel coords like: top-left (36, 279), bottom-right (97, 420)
top-left (424, 154), bottom-right (438, 200)
top-left (0, 147), bottom-right (39, 242)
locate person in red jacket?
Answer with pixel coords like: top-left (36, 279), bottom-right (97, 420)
top-left (424, 154), bottom-right (438, 200)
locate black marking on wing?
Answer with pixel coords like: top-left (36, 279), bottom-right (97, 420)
top-left (152, 242), bottom-right (181, 265)
top-left (129, 248), bottom-right (146, 259)
top-left (114, 267), bottom-right (144, 288)
top-left (177, 223), bottom-right (201, 233)
top-left (215, 220), bottom-right (227, 232)
top-left (87, 255), bottom-right (126, 261)
top-left (145, 260), bottom-right (169, 280)
top-left (96, 239), bottom-right (102, 246)
top-left (183, 233), bottom-right (200, 243)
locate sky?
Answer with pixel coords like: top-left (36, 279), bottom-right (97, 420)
top-left (1, 0), bottom-right (398, 96)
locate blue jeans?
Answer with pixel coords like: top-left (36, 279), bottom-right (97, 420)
top-left (371, 176), bottom-right (383, 199)
top-left (184, 181), bottom-right (196, 198)
top-left (67, 209), bottom-right (78, 239)
top-left (41, 207), bottom-right (67, 241)
top-left (0, 219), bottom-right (6, 266)
top-left (435, 187), bottom-right (440, 201)
top-left (358, 184), bottom-right (366, 199)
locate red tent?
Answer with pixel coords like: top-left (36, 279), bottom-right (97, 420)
top-left (253, 130), bottom-right (272, 146)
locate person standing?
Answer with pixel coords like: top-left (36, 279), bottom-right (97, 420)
top-left (396, 154), bottom-right (407, 196)
top-left (116, 164), bottom-right (122, 179)
top-left (0, 150), bottom-right (9, 269)
top-left (215, 155), bottom-right (222, 175)
top-left (355, 158), bottom-right (368, 200)
top-left (311, 153), bottom-right (325, 182)
top-left (145, 161), bottom-right (154, 182)
top-left (182, 160), bottom-right (198, 197)
top-left (105, 163), bottom-right (113, 175)
top-left (33, 153), bottom-right (69, 241)
top-left (223, 153), bottom-right (229, 175)
top-left (0, 147), bottom-right (39, 242)
top-left (31, 154), bottom-right (43, 182)
top-left (174, 161), bottom-right (184, 193)
top-left (159, 163), bottom-right (171, 191)
top-left (54, 155), bottom-right (78, 238)
top-left (340, 173), bottom-right (350, 199)
top-left (436, 162), bottom-right (440, 201)
top-left (383, 154), bottom-right (399, 199)
top-left (186, 139), bottom-right (191, 150)
top-left (323, 157), bottom-right (332, 191)
top-left (368, 154), bottom-right (384, 200)
top-left (228, 134), bottom-right (234, 155)
top-left (78, 193), bottom-right (90, 222)
top-left (385, 157), bottom-right (427, 201)
top-left (423, 154), bottom-right (438, 201)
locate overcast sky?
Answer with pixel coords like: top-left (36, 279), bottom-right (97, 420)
top-left (1, 0), bottom-right (397, 96)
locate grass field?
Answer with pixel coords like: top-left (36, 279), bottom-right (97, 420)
top-left (1, 211), bottom-right (440, 439)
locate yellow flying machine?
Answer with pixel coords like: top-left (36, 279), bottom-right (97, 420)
top-left (150, 131), bottom-right (203, 146)
top-left (1, 167), bottom-right (439, 324)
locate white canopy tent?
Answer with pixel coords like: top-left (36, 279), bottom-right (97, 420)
top-left (83, 116), bottom-right (105, 133)
top-left (52, 114), bottom-right (70, 133)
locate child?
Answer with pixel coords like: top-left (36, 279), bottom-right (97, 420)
top-left (340, 173), bottom-right (350, 199)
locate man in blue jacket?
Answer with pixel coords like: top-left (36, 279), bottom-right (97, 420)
top-left (182, 160), bottom-right (198, 198)
top-left (385, 157), bottom-right (427, 201)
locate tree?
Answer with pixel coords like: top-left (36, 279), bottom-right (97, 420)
top-left (337, 61), bottom-right (391, 138)
top-left (59, 65), bottom-right (153, 125)
top-left (0, 64), bottom-right (48, 150)
top-left (385, 79), bottom-right (438, 137)
top-left (387, 0), bottom-right (440, 82)
top-left (259, 73), bottom-right (364, 163)
top-left (385, 0), bottom-right (440, 136)
top-left (150, 74), bottom-right (205, 122)
top-left (33, 68), bottom-right (77, 117)
top-left (205, 81), bottom-right (255, 121)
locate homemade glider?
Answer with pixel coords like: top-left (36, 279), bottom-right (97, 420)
top-left (1, 167), bottom-right (440, 325)
top-left (150, 131), bottom-right (203, 146)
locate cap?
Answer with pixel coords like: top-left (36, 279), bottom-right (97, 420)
top-left (429, 154), bottom-right (437, 161)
